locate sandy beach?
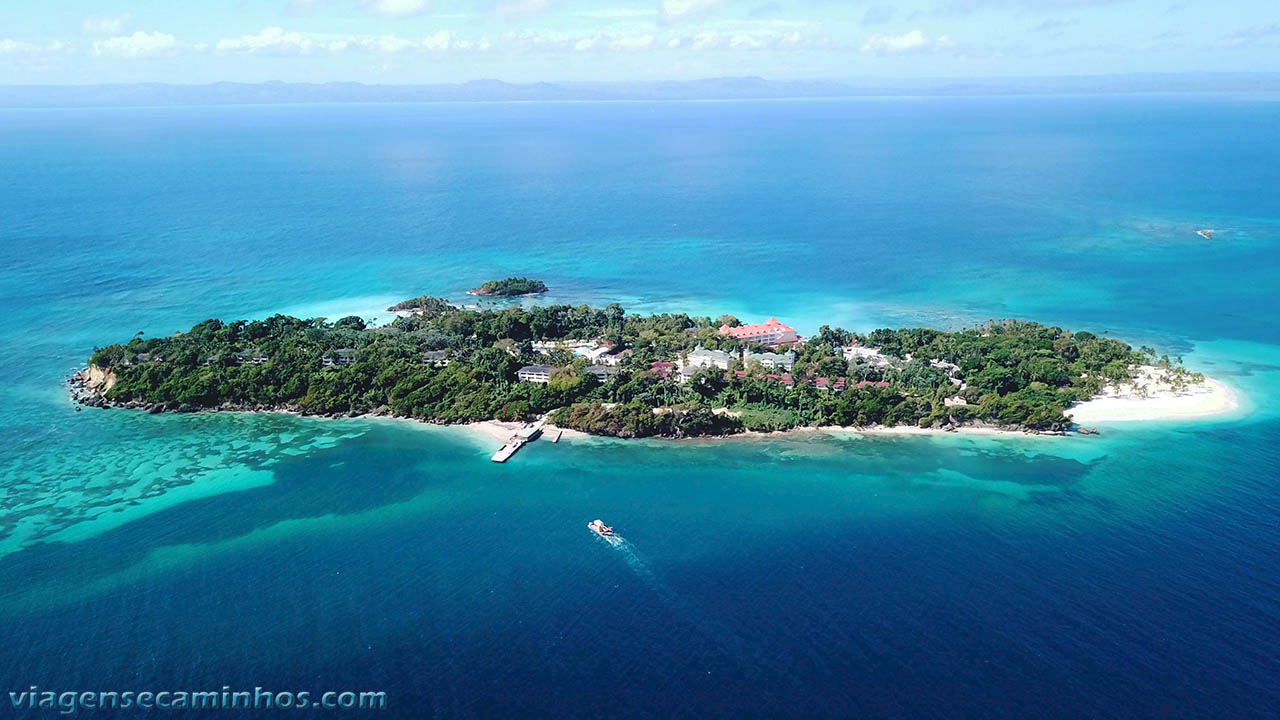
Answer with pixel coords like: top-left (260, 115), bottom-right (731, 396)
top-left (1066, 366), bottom-right (1239, 424)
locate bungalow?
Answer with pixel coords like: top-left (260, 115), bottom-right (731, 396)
top-left (516, 365), bottom-right (554, 383)
top-left (421, 350), bottom-right (452, 367)
top-left (235, 348), bottom-right (270, 365)
top-left (322, 348), bottom-right (358, 367)
top-left (650, 361), bottom-right (675, 379)
top-left (742, 349), bottom-right (795, 372)
top-left (855, 380), bottom-right (891, 390)
top-left (585, 365), bottom-right (617, 382)
top-left (718, 317), bottom-right (798, 345)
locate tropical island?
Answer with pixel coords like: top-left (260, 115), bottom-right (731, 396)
top-left (71, 296), bottom-right (1220, 439)
top-left (467, 277), bottom-right (548, 297)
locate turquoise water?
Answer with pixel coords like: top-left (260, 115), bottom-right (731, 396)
top-left (1, 97), bottom-right (1279, 718)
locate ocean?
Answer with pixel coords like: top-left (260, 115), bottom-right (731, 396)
top-left (1, 95), bottom-right (1278, 718)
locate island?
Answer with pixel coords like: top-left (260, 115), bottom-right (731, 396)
top-left (71, 296), bottom-right (1217, 439)
top-left (467, 277), bottom-right (548, 297)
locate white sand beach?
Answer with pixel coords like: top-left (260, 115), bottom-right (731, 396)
top-left (1067, 366), bottom-right (1239, 424)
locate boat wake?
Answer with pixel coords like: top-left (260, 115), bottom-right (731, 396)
top-left (593, 533), bottom-right (785, 681)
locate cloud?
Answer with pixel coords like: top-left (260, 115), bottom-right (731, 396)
top-left (495, 0), bottom-right (550, 16)
top-left (661, 0), bottom-right (721, 23)
top-left (749, 2), bottom-right (782, 17)
top-left (574, 34), bottom-right (603, 51)
top-left (0, 39), bottom-right (69, 57)
top-left (1032, 18), bottom-right (1078, 32)
top-left (610, 34), bottom-right (655, 50)
top-left (860, 29), bottom-right (954, 55)
top-left (362, 0), bottom-right (428, 18)
top-left (82, 14), bottom-right (130, 36)
top-left (861, 6), bottom-right (895, 26)
top-left (422, 30), bottom-right (452, 51)
top-left (93, 31), bottom-right (181, 59)
top-left (729, 33), bottom-right (768, 50)
top-left (216, 27), bottom-right (316, 55)
top-left (689, 29), bottom-right (721, 49)
top-left (1221, 23), bottom-right (1280, 47)
top-left (944, 0), bottom-right (1128, 13)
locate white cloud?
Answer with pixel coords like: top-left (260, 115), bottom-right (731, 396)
top-left (362, 0), bottom-right (428, 18)
top-left (93, 31), bottom-right (181, 59)
top-left (363, 34), bottom-right (417, 53)
top-left (574, 34), bottom-right (603, 51)
top-left (860, 29), bottom-right (954, 55)
top-left (611, 34), bottom-right (655, 50)
top-left (1221, 23), bottom-right (1280, 48)
top-left (729, 33), bottom-right (767, 50)
top-left (661, 0), bottom-right (721, 23)
top-left (82, 14), bottom-right (130, 36)
top-left (690, 29), bottom-right (721, 49)
top-left (495, 0), bottom-right (551, 16)
top-left (216, 27), bottom-right (316, 55)
top-left (422, 30), bottom-right (452, 51)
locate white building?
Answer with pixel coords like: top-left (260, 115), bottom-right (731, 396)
top-left (742, 349), bottom-right (795, 372)
top-left (516, 365), bottom-right (554, 383)
top-left (684, 345), bottom-right (732, 370)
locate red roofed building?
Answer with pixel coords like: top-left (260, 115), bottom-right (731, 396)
top-left (855, 381), bottom-right (891, 389)
top-left (650, 361), bottom-right (675, 379)
top-left (718, 317), bottom-right (798, 346)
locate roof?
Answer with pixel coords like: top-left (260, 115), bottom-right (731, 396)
top-left (718, 317), bottom-right (796, 339)
top-left (518, 365), bottom-right (554, 374)
top-left (688, 345), bottom-right (731, 360)
top-left (855, 380), bottom-right (891, 388)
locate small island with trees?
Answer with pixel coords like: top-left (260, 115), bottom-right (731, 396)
top-left (467, 277), bottom-right (548, 297)
top-left (71, 291), bottom-right (1211, 439)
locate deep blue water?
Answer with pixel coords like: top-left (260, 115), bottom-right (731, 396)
top-left (1, 97), bottom-right (1278, 718)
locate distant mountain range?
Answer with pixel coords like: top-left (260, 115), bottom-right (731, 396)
top-left (2, 73), bottom-right (1278, 108)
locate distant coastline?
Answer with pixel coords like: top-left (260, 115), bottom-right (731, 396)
top-left (5, 73), bottom-right (1280, 109)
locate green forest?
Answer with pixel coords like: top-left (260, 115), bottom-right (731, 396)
top-left (83, 296), bottom-right (1172, 436)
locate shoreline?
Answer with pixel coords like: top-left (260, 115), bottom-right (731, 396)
top-left (1066, 366), bottom-right (1240, 424)
top-left (69, 364), bottom-right (1244, 447)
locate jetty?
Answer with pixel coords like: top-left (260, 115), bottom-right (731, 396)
top-left (491, 418), bottom-right (546, 463)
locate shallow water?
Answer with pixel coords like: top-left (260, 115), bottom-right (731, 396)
top-left (1, 96), bottom-right (1278, 718)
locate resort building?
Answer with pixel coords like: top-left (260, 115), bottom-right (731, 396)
top-left (843, 344), bottom-right (893, 369)
top-left (322, 349), bottom-right (358, 367)
top-left (718, 317), bottom-right (798, 345)
top-left (742, 349), bottom-right (795, 372)
top-left (650, 361), bottom-right (675, 379)
top-left (421, 350), bottom-right (452, 367)
top-left (516, 365), bottom-right (554, 383)
top-left (234, 348), bottom-right (270, 365)
top-left (585, 365), bottom-right (617, 382)
top-left (684, 345), bottom-right (733, 370)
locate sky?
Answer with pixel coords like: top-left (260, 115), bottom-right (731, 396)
top-left (0, 0), bottom-right (1277, 85)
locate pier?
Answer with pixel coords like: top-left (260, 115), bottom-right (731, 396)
top-left (491, 418), bottom-right (547, 463)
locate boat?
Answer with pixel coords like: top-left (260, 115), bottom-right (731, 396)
top-left (1197, 229), bottom-right (1213, 240)
top-left (587, 519), bottom-right (614, 537)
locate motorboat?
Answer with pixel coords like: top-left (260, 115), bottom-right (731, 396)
top-left (587, 519), bottom-right (614, 537)
top-left (1196, 229), bottom-right (1213, 240)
